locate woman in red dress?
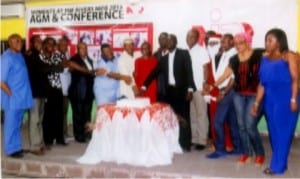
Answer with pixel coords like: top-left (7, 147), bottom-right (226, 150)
top-left (134, 42), bottom-right (157, 103)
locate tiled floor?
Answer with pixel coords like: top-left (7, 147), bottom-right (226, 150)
top-left (1, 122), bottom-right (300, 178)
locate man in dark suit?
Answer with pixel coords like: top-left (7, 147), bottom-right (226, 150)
top-left (142, 34), bottom-right (196, 151)
top-left (68, 42), bottom-right (94, 143)
top-left (153, 32), bottom-right (169, 102)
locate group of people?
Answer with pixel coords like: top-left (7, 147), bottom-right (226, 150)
top-left (0, 34), bottom-right (159, 159)
top-left (203, 29), bottom-right (300, 175)
top-left (1, 27), bottom-right (300, 176)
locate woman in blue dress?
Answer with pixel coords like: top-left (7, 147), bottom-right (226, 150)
top-left (251, 28), bottom-right (300, 175)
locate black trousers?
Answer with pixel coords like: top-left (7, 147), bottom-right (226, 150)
top-left (69, 96), bottom-right (93, 141)
top-left (166, 86), bottom-right (191, 149)
top-left (43, 87), bottom-right (64, 145)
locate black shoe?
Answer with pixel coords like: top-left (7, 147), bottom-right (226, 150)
top-left (76, 138), bottom-right (86, 143)
top-left (75, 135), bottom-right (87, 143)
top-left (182, 146), bottom-right (191, 152)
top-left (9, 150), bottom-right (24, 158)
top-left (56, 141), bottom-right (68, 146)
top-left (195, 144), bottom-right (206, 151)
top-left (85, 132), bottom-right (92, 140)
top-left (263, 168), bottom-right (275, 175)
top-left (44, 144), bottom-right (52, 150)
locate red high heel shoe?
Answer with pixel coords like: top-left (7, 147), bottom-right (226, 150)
top-left (255, 156), bottom-right (265, 166)
top-left (237, 155), bottom-right (252, 163)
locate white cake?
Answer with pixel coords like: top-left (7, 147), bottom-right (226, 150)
top-left (116, 97), bottom-right (151, 108)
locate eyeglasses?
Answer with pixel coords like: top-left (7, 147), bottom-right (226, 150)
top-left (234, 41), bottom-right (246, 46)
top-left (208, 41), bottom-right (219, 46)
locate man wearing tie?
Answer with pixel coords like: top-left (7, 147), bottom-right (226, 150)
top-left (142, 34), bottom-right (196, 151)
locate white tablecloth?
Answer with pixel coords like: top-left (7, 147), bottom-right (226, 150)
top-left (77, 103), bottom-right (182, 167)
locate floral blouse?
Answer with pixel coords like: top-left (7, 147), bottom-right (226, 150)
top-left (39, 52), bottom-right (63, 89)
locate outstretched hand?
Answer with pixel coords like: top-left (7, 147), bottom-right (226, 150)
top-left (121, 75), bottom-right (132, 85)
top-left (95, 68), bottom-right (107, 76)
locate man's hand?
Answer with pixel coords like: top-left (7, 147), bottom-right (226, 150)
top-left (0, 82), bottom-right (12, 96)
top-left (67, 61), bottom-right (77, 70)
top-left (121, 75), bottom-right (132, 85)
top-left (186, 91), bottom-right (193, 101)
top-left (216, 93), bottom-right (225, 102)
top-left (95, 68), bottom-right (107, 76)
top-left (132, 86), bottom-right (140, 96)
top-left (202, 83), bottom-right (213, 95)
top-left (61, 58), bottom-right (69, 67)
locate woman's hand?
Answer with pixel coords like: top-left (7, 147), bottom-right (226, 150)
top-left (291, 101), bottom-right (298, 112)
top-left (250, 102), bottom-right (259, 117)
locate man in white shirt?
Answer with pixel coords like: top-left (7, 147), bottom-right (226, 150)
top-left (206, 34), bottom-right (241, 159)
top-left (186, 28), bottom-right (210, 150)
top-left (118, 38), bottom-right (141, 99)
top-left (57, 37), bottom-right (72, 137)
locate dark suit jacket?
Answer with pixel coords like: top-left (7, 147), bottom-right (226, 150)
top-left (24, 49), bottom-right (64, 98)
top-left (68, 54), bottom-right (94, 101)
top-left (153, 49), bottom-right (167, 101)
top-left (144, 48), bottom-right (196, 98)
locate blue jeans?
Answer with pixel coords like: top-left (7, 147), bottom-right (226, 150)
top-left (233, 93), bottom-right (265, 156)
top-left (214, 90), bottom-right (241, 152)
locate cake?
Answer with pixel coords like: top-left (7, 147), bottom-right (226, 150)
top-left (116, 97), bottom-right (151, 108)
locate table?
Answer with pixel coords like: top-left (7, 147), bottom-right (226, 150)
top-left (77, 103), bottom-right (182, 167)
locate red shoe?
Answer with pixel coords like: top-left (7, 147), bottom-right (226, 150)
top-left (255, 156), bottom-right (265, 166)
top-left (237, 155), bottom-right (252, 163)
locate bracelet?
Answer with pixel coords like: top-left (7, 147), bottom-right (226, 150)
top-left (291, 98), bottom-right (296, 103)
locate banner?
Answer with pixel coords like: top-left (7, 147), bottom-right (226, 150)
top-left (28, 23), bottom-right (153, 60)
top-left (27, 0), bottom-right (299, 51)
top-left (26, 0), bottom-right (300, 132)
top-left (28, 4), bottom-right (127, 27)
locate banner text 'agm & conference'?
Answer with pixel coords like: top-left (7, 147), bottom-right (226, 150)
top-left (29, 5), bottom-right (124, 24)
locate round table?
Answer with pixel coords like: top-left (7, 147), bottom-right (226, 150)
top-left (77, 103), bottom-right (182, 167)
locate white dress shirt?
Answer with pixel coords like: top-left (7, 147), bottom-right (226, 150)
top-left (212, 47), bottom-right (236, 89)
top-left (189, 44), bottom-right (210, 91)
top-left (118, 51), bottom-right (141, 99)
top-left (59, 52), bottom-right (71, 96)
top-left (83, 57), bottom-right (93, 71)
top-left (168, 49), bottom-right (176, 86)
